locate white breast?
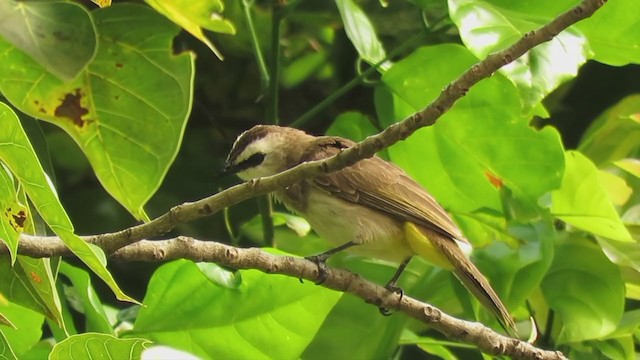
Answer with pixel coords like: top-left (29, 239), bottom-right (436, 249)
top-left (279, 188), bottom-right (413, 264)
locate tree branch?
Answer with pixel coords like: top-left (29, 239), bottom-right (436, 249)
top-left (15, 0), bottom-right (607, 257)
top-left (112, 237), bottom-right (566, 360)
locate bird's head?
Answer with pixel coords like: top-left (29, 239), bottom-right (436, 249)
top-left (223, 125), bottom-right (312, 180)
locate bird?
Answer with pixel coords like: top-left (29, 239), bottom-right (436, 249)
top-left (223, 124), bottom-right (516, 334)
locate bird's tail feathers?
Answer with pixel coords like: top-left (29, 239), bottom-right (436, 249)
top-left (419, 227), bottom-right (517, 336)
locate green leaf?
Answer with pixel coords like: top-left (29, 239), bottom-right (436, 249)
top-left (0, 4), bottom-right (195, 220)
top-left (541, 234), bottom-right (624, 343)
top-left (282, 51), bottom-right (328, 88)
top-left (474, 216), bottom-right (555, 311)
top-left (0, 255), bottom-right (65, 329)
top-left (597, 237), bottom-right (640, 275)
top-left (194, 262), bottom-right (242, 290)
top-left (302, 293), bottom-right (407, 360)
top-left (448, 0), bottom-right (588, 113)
top-left (598, 170), bottom-right (632, 206)
top-left (0, 165), bottom-right (25, 263)
top-left (327, 111), bottom-right (378, 142)
top-left (578, 95), bottom-right (640, 165)
top-left (145, 0), bottom-right (235, 60)
top-left (576, 0), bottom-right (640, 65)
top-left (0, 103), bottom-right (136, 303)
top-left (551, 151), bottom-right (632, 242)
top-left (0, 330), bottom-right (17, 360)
top-left (400, 330), bottom-right (465, 360)
top-left (0, 0), bottom-right (97, 80)
top-left (0, 302), bottom-right (43, 357)
top-left (378, 45), bottom-right (564, 214)
top-left (132, 259), bottom-right (341, 360)
top-left (305, 256), bottom-right (446, 360)
top-left (615, 158), bottom-right (640, 179)
top-left (49, 334), bottom-right (150, 360)
top-left (335, 0), bottom-right (389, 70)
top-left (59, 262), bottom-right (113, 334)
top-left (590, 337), bottom-right (635, 360)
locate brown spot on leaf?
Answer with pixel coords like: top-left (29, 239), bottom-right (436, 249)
top-left (12, 210), bottom-right (26, 228)
top-left (485, 171), bottom-right (503, 189)
top-left (54, 89), bottom-right (88, 127)
top-left (30, 271), bottom-right (42, 284)
top-left (115, 63), bottom-right (123, 68)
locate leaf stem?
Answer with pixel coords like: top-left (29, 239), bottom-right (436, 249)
top-left (241, 0), bottom-right (269, 93)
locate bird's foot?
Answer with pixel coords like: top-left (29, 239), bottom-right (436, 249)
top-left (379, 282), bottom-right (404, 316)
top-left (305, 254), bottom-right (330, 285)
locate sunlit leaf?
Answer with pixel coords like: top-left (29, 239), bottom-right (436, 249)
top-left (0, 4), bottom-right (195, 221)
top-left (576, 0), bottom-right (640, 65)
top-left (448, 0), bottom-right (588, 113)
top-left (335, 0), bottom-right (389, 70)
top-left (145, 0), bottom-right (235, 60)
top-left (551, 151), bottom-right (632, 242)
top-left (0, 103), bottom-right (136, 303)
top-left (0, 0), bottom-right (96, 80)
top-left (132, 259), bottom-right (341, 360)
top-left (615, 158), bottom-right (640, 179)
top-left (0, 302), bottom-right (43, 357)
top-left (378, 45), bottom-right (564, 214)
top-left (598, 170), bottom-right (632, 206)
top-left (49, 334), bottom-right (150, 360)
top-left (541, 234), bottom-right (624, 343)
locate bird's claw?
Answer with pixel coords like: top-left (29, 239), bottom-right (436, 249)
top-left (378, 282), bottom-right (404, 315)
top-left (305, 255), bottom-right (329, 285)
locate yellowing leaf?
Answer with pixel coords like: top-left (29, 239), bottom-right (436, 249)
top-left (145, 0), bottom-right (236, 60)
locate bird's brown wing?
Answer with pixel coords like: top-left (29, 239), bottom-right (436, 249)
top-left (304, 136), bottom-right (516, 334)
top-left (303, 136), bottom-right (465, 242)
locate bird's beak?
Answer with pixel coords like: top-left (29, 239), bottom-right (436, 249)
top-left (214, 161), bottom-right (237, 180)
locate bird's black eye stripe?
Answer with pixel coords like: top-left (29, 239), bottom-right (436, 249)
top-left (236, 152), bottom-right (265, 172)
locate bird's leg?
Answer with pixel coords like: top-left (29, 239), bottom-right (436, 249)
top-left (305, 241), bottom-right (357, 285)
top-left (380, 257), bottom-right (411, 316)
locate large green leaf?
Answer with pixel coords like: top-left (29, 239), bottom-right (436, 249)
top-left (132, 259), bottom-right (341, 360)
top-left (377, 45), bottom-right (564, 215)
top-left (474, 216), bottom-right (555, 311)
top-left (49, 334), bottom-right (150, 360)
top-left (541, 234), bottom-right (624, 343)
top-left (551, 151), bottom-right (632, 242)
top-left (576, 0), bottom-right (640, 65)
top-left (0, 330), bottom-right (17, 360)
top-left (448, 0), bottom-right (588, 114)
top-left (0, 103), bottom-right (135, 303)
top-left (145, 0), bottom-right (235, 60)
top-left (579, 95), bottom-right (640, 166)
top-left (0, 4), bottom-right (194, 220)
top-left (0, 0), bottom-right (96, 80)
top-left (0, 302), bottom-right (43, 357)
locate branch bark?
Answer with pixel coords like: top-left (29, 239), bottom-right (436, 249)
top-left (116, 237), bottom-right (566, 359)
top-left (11, 0), bottom-right (608, 359)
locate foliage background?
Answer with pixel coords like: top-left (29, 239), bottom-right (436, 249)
top-left (0, 0), bottom-right (639, 359)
